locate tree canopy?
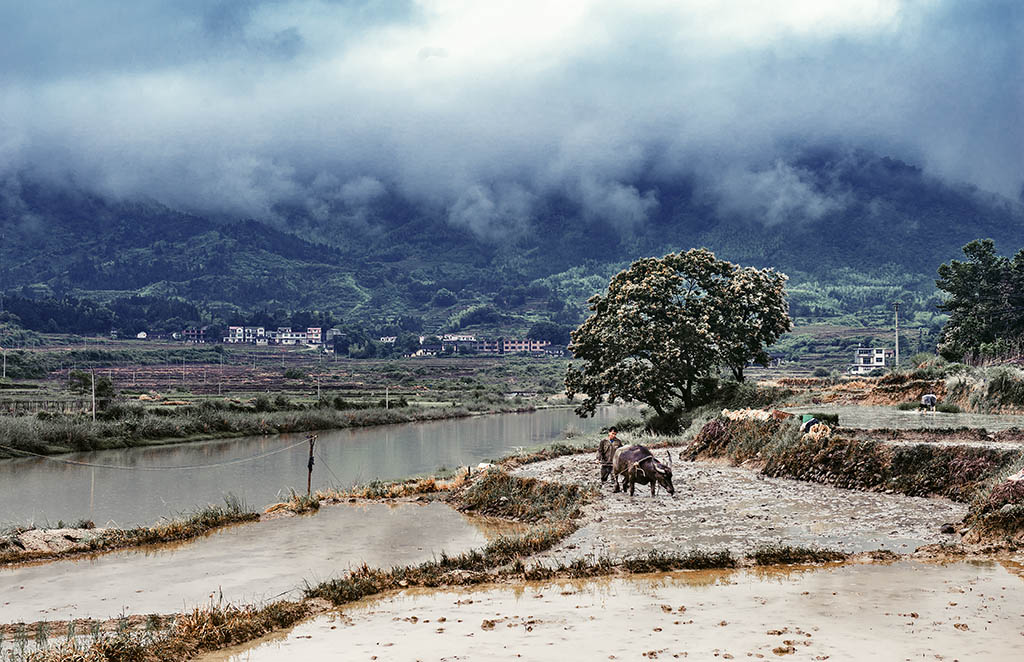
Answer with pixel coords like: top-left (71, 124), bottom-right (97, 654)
top-left (936, 239), bottom-right (1024, 361)
top-left (564, 249), bottom-right (790, 416)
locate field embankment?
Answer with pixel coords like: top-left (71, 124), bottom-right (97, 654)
top-left (683, 414), bottom-right (1024, 547)
top-left (0, 500), bottom-right (257, 568)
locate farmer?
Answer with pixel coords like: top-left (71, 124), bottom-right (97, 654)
top-left (597, 427), bottom-right (623, 482)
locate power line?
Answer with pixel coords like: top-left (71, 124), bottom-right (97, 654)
top-left (0, 438), bottom-right (311, 472)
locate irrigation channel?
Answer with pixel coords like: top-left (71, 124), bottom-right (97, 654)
top-left (0, 407), bottom-right (634, 527)
top-left (200, 560), bottom-right (1024, 661)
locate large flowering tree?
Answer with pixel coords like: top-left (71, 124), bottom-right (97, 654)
top-left (564, 249), bottom-right (790, 416)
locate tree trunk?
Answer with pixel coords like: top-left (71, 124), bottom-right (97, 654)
top-left (731, 364), bottom-right (745, 382)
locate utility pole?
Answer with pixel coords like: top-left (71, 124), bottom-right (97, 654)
top-left (893, 302), bottom-right (901, 369)
top-left (306, 433), bottom-right (317, 496)
top-left (317, 348), bottom-right (322, 402)
top-left (386, 385), bottom-right (390, 410)
top-left (91, 371), bottom-right (96, 423)
top-left (2, 346), bottom-right (5, 380)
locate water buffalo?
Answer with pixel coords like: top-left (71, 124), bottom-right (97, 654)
top-left (611, 444), bottom-right (675, 496)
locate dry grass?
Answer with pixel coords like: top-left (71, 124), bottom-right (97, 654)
top-left (24, 601), bottom-right (307, 662)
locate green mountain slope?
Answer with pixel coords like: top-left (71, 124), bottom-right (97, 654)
top-left (1, 149), bottom-right (1022, 336)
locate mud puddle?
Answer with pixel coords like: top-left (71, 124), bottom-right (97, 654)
top-left (514, 456), bottom-right (965, 559)
top-left (0, 502), bottom-right (504, 624)
top-left (785, 405), bottom-right (1024, 431)
top-left (200, 560), bottom-right (1024, 661)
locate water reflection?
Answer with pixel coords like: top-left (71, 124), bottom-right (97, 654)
top-left (0, 407), bottom-right (633, 526)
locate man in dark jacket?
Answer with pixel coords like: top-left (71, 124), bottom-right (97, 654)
top-left (597, 427), bottom-right (622, 482)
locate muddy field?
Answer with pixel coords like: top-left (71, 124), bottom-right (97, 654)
top-left (201, 560), bottom-right (1024, 661)
top-left (0, 502), bottom-right (508, 624)
top-left (513, 455), bottom-right (965, 560)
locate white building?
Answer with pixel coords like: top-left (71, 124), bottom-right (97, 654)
top-left (849, 346), bottom-right (894, 375)
top-left (224, 326), bottom-right (266, 343)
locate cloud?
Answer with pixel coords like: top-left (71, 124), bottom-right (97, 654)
top-left (714, 162), bottom-right (849, 225)
top-left (0, 0), bottom-right (1021, 235)
top-left (448, 183), bottom-right (535, 239)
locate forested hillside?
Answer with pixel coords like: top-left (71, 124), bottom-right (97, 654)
top-left (1, 149), bottom-right (1022, 338)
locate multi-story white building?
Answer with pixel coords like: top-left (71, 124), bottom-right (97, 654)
top-left (849, 346), bottom-right (894, 375)
top-left (224, 326), bottom-right (266, 343)
top-left (275, 327), bottom-right (308, 345)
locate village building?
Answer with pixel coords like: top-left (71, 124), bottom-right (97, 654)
top-left (849, 346), bottom-right (894, 375)
top-left (224, 326), bottom-right (266, 343)
top-left (182, 326), bottom-right (206, 343)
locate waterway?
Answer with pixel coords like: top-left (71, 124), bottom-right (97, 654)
top-left (0, 407), bottom-right (631, 527)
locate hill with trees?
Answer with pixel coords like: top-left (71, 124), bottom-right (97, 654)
top-left (1, 148), bottom-right (1022, 339)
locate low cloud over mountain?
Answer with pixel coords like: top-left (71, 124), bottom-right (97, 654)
top-left (1, 1), bottom-right (1021, 235)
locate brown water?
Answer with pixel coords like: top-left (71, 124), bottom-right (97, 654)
top-left (0, 502), bottom-right (504, 623)
top-left (0, 407), bottom-right (632, 527)
top-left (201, 560), bottom-right (1024, 661)
top-left (786, 404), bottom-right (1024, 431)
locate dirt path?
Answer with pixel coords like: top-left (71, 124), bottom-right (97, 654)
top-left (513, 455), bottom-right (965, 561)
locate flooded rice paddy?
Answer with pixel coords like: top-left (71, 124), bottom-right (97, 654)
top-left (0, 407), bottom-right (632, 526)
top-left (0, 502), bottom-right (503, 623)
top-left (202, 560), bottom-right (1024, 661)
top-left (785, 404), bottom-right (1024, 431)
top-left (514, 455), bottom-right (965, 559)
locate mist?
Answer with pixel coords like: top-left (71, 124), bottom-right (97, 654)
top-left (1, 0), bottom-right (1021, 234)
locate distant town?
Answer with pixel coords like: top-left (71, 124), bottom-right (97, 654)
top-left (137, 325), bottom-right (565, 357)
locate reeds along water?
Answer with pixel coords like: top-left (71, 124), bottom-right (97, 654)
top-left (0, 401), bottom-right (486, 456)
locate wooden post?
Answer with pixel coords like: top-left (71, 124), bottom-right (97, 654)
top-left (306, 434), bottom-right (317, 496)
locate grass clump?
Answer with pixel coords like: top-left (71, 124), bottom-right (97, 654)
top-left (265, 490), bottom-right (320, 515)
top-left (101, 497), bottom-right (258, 549)
top-left (621, 549), bottom-right (737, 573)
top-left (750, 545), bottom-right (848, 566)
top-left (456, 470), bottom-right (588, 522)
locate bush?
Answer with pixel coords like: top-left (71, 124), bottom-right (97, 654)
top-left (812, 367), bottom-right (830, 377)
top-left (644, 407), bottom-right (690, 435)
top-left (283, 367), bottom-right (306, 379)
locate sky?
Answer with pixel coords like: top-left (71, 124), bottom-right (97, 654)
top-left (0, 0), bottom-right (1021, 232)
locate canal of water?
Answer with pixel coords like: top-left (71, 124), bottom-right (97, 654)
top-left (0, 407), bottom-right (632, 526)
